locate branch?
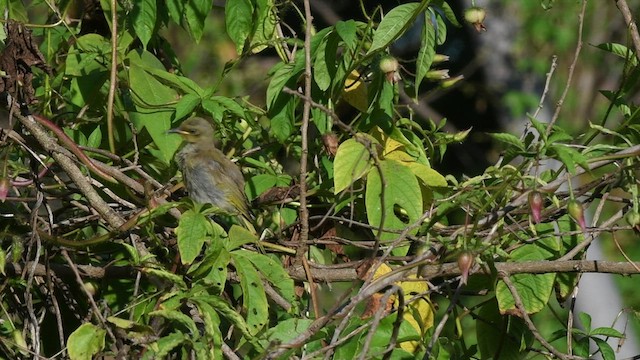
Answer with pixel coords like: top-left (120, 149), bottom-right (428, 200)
top-left (15, 111), bottom-right (125, 228)
top-left (499, 272), bottom-right (583, 360)
top-left (615, 0), bottom-right (640, 63)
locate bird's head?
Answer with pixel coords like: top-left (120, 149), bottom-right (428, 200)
top-left (168, 117), bottom-right (215, 144)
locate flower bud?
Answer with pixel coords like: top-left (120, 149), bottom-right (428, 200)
top-left (379, 55), bottom-right (401, 83)
top-left (432, 54), bottom-right (450, 64)
top-left (440, 75), bottom-right (464, 88)
top-left (457, 251), bottom-right (474, 285)
top-left (0, 177), bottom-right (10, 202)
top-left (567, 199), bottom-right (586, 231)
top-left (464, 6), bottom-right (487, 32)
top-left (625, 211), bottom-right (640, 227)
top-left (528, 191), bottom-right (543, 223)
top-left (426, 69), bottom-right (450, 80)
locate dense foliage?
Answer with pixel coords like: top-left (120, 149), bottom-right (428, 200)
top-left (0, 0), bottom-right (639, 359)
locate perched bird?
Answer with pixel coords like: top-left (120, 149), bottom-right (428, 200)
top-left (169, 117), bottom-right (254, 227)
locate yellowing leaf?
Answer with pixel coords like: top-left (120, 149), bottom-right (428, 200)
top-left (342, 70), bottom-right (368, 113)
top-left (371, 264), bottom-right (434, 353)
top-left (398, 274), bottom-right (434, 353)
top-left (334, 137), bottom-right (374, 194)
top-left (408, 163), bottom-right (448, 188)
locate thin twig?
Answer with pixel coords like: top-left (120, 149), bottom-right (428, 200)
top-left (499, 272), bottom-right (582, 360)
top-left (546, 0), bottom-right (587, 134)
top-left (532, 55), bottom-right (558, 120)
top-left (106, 0), bottom-right (118, 153)
top-left (60, 250), bottom-right (117, 343)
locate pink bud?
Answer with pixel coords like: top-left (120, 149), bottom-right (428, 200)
top-left (457, 251), bottom-right (474, 285)
top-left (567, 199), bottom-right (586, 231)
top-left (528, 191), bottom-right (543, 223)
top-left (0, 178), bottom-right (11, 202)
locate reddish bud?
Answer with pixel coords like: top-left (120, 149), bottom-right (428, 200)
top-left (0, 177), bottom-right (11, 202)
top-left (567, 199), bottom-right (586, 231)
top-left (457, 251), bottom-right (475, 285)
top-left (528, 191), bottom-right (543, 223)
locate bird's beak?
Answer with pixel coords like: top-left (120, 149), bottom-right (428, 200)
top-left (167, 128), bottom-right (188, 135)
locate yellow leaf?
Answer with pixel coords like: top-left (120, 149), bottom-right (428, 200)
top-left (398, 275), bottom-right (434, 353)
top-left (342, 70), bottom-right (368, 113)
top-left (371, 264), bottom-right (434, 353)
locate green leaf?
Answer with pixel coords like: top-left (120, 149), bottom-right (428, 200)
top-left (266, 63), bottom-right (298, 111)
top-left (269, 99), bottom-right (295, 143)
top-left (141, 332), bottom-right (187, 360)
top-left (2, 0), bottom-right (28, 22)
top-left (496, 243), bottom-right (556, 314)
top-left (334, 137), bottom-right (374, 194)
top-left (489, 132), bottom-right (525, 151)
top-left (314, 32), bottom-right (339, 91)
top-left (438, 1), bottom-right (461, 27)
top-left (593, 337), bottom-right (615, 360)
top-left (0, 249), bottom-right (5, 276)
top-left (590, 327), bottom-right (624, 338)
top-left (165, 0), bottom-right (184, 25)
top-left (67, 323), bottom-right (106, 360)
top-left (184, 0), bottom-right (213, 42)
top-left (548, 144), bottom-right (589, 175)
top-left (190, 300), bottom-right (223, 359)
top-left (366, 159), bottom-right (423, 244)
top-left (176, 209), bottom-right (209, 264)
top-left (477, 299), bottom-right (532, 360)
top-left (408, 163), bottom-right (447, 187)
top-left (131, 0), bottom-right (157, 49)
top-left (434, 10), bottom-right (447, 45)
top-left (579, 312), bottom-right (592, 332)
top-left (142, 268), bottom-right (187, 288)
top-left (149, 310), bottom-right (199, 334)
top-left (249, 0), bottom-right (277, 53)
top-left (416, 12), bottom-right (436, 90)
top-left (240, 251), bottom-right (296, 303)
top-left (128, 63), bottom-right (182, 163)
top-left (65, 34), bottom-right (110, 76)
top-left (225, 0), bottom-right (253, 54)
top-left (596, 43), bottom-right (638, 67)
top-left (210, 96), bottom-right (246, 118)
top-left (192, 295), bottom-right (252, 336)
top-left (335, 20), bottom-right (358, 50)
top-left (227, 225), bottom-right (259, 251)
top-left (264, 318), bottom-right (314, 344)
top-left (232, 250), bottom-right (269, 335)
top-left (174, 93), bottom-right (201, 120)
top-left (367, 3), bottom-right (422, 54)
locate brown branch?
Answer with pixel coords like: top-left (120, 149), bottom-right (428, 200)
top-left (615, 0), bottom-right (640, 63)
top-left (16, 112), bottom-right (125, 228)
top-left (297, 0), bottom-right (313, 256)
top-left (8, 258), bottom-right (640, 287)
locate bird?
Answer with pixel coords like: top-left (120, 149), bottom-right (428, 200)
top-left (169, 117), bottom-right (254, 228)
